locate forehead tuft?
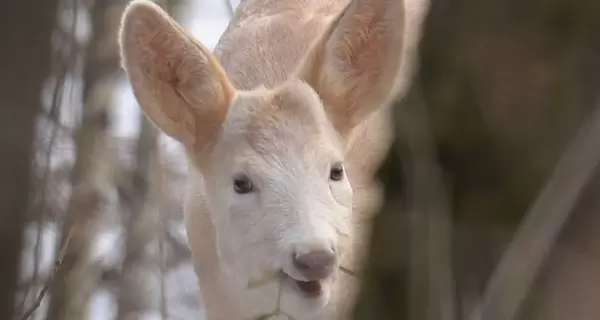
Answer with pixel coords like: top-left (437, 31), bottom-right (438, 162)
top-left (222, 80), bottom-right (340, 151)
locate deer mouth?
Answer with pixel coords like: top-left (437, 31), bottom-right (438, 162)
top-left (294, 279), bottom-right (323, 297)
top-left (282, 273), bottom-right (324, 297)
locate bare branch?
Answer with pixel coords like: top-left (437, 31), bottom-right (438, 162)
top-left (225, 0), bottom-right (235, 19)
top-left (20, 225), bottom-right (75, 320)
top-left (0, 0), bottom-right (61, 317)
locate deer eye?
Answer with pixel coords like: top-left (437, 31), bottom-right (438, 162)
top-left (233, 174), bottom-right (253, 194)
top-left (329, 163), bottom-right (345, 181)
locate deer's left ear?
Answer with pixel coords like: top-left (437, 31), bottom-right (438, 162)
top-left (296, 0), bottom-right (405, 139)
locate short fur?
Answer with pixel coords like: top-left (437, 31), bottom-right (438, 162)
top-left (118, 0), bottom-right (430, 319)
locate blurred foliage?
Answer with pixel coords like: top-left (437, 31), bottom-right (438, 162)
top-left (353, 0), bottom-right (600, 319)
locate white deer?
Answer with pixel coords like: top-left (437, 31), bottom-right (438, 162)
top-left (118, 0), bottom-right (429, 318)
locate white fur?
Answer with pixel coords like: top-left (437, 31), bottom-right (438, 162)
top-left (118, 0), bottom-right (430, 318)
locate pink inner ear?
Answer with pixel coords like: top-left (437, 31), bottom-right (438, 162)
top-left (150, 55), bottom-right (176, 85)
top-left (336, 15), bottom-right (385, 75)
top-left (147, 31), bottom-right (169, 54)
top-left (143, 30), bottom-right (185, 85)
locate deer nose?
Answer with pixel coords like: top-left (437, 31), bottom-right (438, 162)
top-left (292, 249), bottom-right (336, 280)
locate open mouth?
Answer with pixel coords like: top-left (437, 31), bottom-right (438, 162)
top-left (294, 279), bottom-right (323, 297)
top-left (283, 273), bottom-right (324, 297)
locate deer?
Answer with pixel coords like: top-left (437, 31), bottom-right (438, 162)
top-left (118, 0), bottom-right (429, 318)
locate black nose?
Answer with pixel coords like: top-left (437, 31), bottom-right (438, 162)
top-left (292, 249), bottom-right (336, 280)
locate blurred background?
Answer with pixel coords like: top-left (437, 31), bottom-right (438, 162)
top-left (2, 1), bottom-right (239, 319)
top-left (3, 0), bottom-right (600, 320)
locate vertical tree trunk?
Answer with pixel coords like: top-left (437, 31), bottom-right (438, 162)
top-left (400, 83), bottom-right (456, 320)
top-left (116, 114), bottom-right (163, 320)
top-left (47, 0), bottom-right (123, 319)
top-left (0, 1), bottom-right (59, 318)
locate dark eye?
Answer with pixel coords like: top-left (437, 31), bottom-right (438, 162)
top-left (233, 175), bottom-right (253, 194)
top-left (329, 163), bottom-right (345, 181)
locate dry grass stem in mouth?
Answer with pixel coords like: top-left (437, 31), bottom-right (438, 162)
top-left (247, 269), bottom-right (281, 289)
top-left (339, 265), bottom-right (359, 278)
top-left (249, 266), bottom-right (359, 319)
top-left (256, 277), bottom-right (297, 320)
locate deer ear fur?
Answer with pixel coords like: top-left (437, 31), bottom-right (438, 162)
top-left (118, 0), bottom-right (235, 150)
top-left (296, 0), bottom-right (406, 138)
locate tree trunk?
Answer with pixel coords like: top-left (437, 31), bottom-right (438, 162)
top-left (0, 1), bottom-right (59, 318)
top-left (116, 114), bottom-right (163, 320)
top-left (47, 0), bottom-right (123, 319)
top-left (352, 0), bottom-right (600, 319)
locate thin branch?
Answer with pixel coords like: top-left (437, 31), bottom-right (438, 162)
top-left (39, 110), bottom-right (75, 134)
top-left (19, 225), bottom-right (75, 320)
top-left (17, 0), bottom-right (80, 314)
top-left (158, 151), bottom-right (169, 320)
top-left (225, 0), bottom-right (235, 19)
top-left (470, 103), bottom-right (600, 320)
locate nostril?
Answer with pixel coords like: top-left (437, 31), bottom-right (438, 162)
top-left (292, 249), bottom-right (336, 280)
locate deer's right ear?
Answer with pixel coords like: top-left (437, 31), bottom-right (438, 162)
top-left (118, 0), bottom-right (235, 151)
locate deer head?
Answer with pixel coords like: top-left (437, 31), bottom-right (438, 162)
top-left (119, 0), bottom-right (405, 317)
